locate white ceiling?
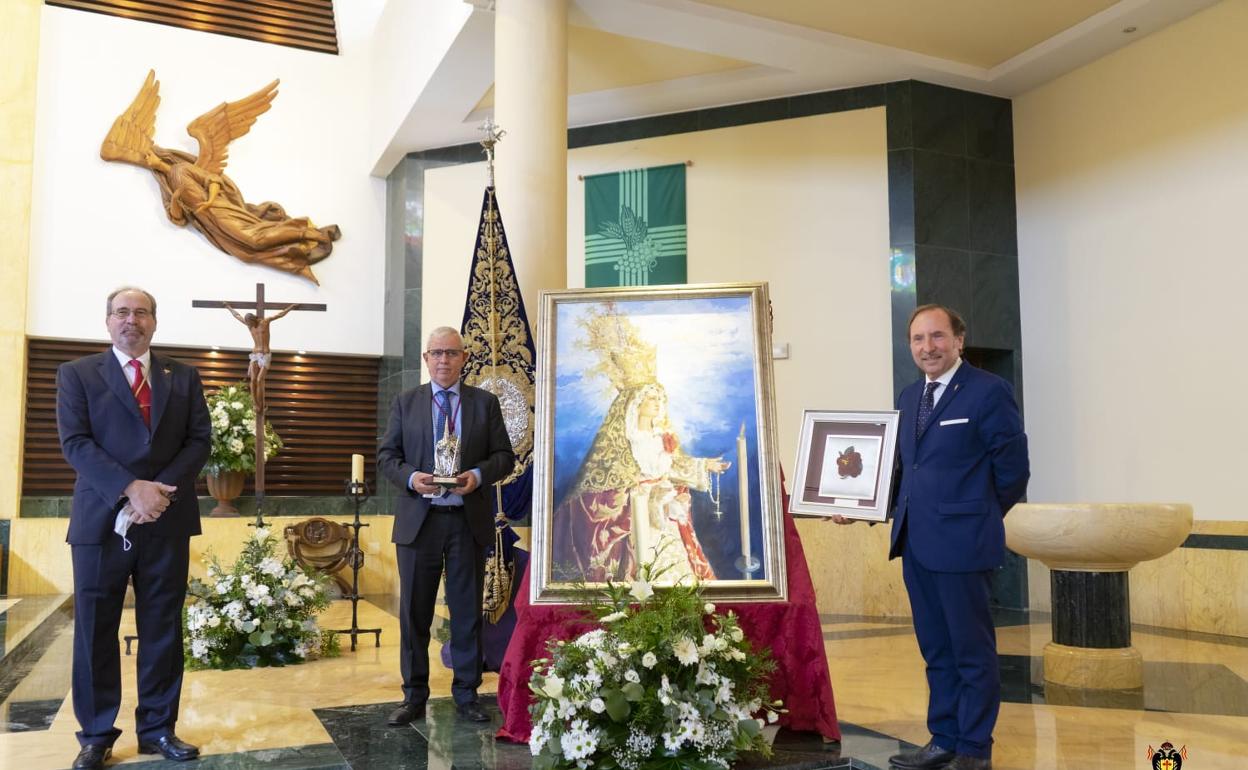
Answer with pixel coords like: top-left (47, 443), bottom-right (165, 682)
top-left (372, 0), bottom-right (1219, 173)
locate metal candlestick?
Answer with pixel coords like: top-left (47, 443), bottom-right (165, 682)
top-left (329, 479), bottom-right (382, 651)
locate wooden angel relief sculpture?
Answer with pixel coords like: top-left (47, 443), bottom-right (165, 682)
top-left (101, 70), bottom-right (340, 284)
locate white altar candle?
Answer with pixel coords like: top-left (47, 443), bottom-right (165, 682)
top-left (351, 453), bottom-right (365, 484)
top-left (738, 423), bottom-right (750, 577)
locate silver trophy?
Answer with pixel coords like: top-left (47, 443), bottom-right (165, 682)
top-left (430, 410), bottom-right (461, 490)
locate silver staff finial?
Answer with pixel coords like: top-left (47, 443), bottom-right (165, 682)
top-left (479, 119), bottom-right (506, 188)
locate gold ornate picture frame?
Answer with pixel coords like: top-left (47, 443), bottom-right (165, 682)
top-left (530, 283), bottom-right (787, 603)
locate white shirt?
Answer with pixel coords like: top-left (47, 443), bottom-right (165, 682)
top-left (112, 347), bottom-right (151, 387)
top-left (925, 356), bottom-right (962, 407)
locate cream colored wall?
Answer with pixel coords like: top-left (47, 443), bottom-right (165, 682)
top-left (1014, 0), bottom-right (1248, 523)
top-left (424, 109), bottom-right (907, 615)
top-left (8, 516), bottom-right (400, 597)
top-left (1015, 0), bottom-right (1248, 631)
top-left (0, 0), bottom-right (42, 517)
top-left (27, 4), bottom-right (387, 355)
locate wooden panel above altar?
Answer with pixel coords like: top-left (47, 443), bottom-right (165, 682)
top-left (22, 338), bottom-right (378, 497)
top-left (45, 0), bottom-right (340, 55)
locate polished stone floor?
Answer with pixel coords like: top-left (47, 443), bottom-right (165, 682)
top-left (1, 595), bottom-right (1246, 769)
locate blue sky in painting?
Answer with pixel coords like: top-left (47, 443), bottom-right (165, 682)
top-left (550, 295), bottom-right (769, 580)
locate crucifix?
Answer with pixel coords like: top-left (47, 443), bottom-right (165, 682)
top-left (193, 283), bottom-right (327, 526)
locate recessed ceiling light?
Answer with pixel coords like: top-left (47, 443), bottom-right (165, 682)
top-left (297, 350), bottom-right (307, 355)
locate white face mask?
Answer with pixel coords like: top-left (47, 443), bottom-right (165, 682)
top-left (114, 504), bottom-right (136, 551)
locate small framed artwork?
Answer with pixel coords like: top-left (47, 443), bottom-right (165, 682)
top-left (789, 410), bottom-right (899, 522)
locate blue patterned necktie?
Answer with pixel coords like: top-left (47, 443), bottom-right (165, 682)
top-left (434, 390), bottom-right (454, 445)
top-left (916, 381), bottom-right (939, 436)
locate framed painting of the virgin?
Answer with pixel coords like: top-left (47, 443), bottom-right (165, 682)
top-left (529, 282), bottom-right (787, 603)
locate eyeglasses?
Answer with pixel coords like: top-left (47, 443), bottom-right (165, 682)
top-left (425, 348), bottom-right (464, 359)
top-left (110, 308), bottom-right (153, 320)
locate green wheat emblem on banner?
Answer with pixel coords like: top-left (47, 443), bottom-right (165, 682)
top-left (584, 162), bottom-right (687, 287)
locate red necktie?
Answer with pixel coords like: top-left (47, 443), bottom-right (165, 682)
top-left (128, 359), bottom-right (151, 427)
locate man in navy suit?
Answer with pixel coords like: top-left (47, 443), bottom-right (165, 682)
top-left (56, 287), bottom-right (211, 769)
top-left (378, 326), bottom-right (514, 725)
top-left (880, 304), bottom-right (1029, 770)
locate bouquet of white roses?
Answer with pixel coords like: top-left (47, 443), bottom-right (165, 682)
top-left (183, 527), bottom-right (339, 670)
top-left (202, 382), bottom-right (281, 476)
top-left (527, 558), bottom-right (781, 770)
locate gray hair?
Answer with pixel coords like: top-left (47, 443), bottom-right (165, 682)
top-left (106, 287), bottom-right (158, 317)
top-left (425, 326), bottom-right (462, 349)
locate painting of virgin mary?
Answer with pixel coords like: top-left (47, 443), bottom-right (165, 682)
top-left (532, 284), bottom-right (787, 603)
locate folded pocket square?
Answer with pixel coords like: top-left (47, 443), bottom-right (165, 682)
top-left (939, 417), bottom-right (969, 426)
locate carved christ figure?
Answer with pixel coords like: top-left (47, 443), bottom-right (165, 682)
top-left (223, 302), bottom-right (296, 417)
top-left (101, 70), bottom-right (340, 284)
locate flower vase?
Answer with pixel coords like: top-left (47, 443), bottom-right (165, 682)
top-left (206, 470), bottom-right (245, 517)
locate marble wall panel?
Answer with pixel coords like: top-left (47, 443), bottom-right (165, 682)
top-left (190, 516), bottom-right (400, 597)
top-left (964, 91), bottom-right (1014, 164)
top-left (7, 519), bottom-right (71, 594)
top-left (915, 245), bottom-right (973, 311)
top-left (6, 516), bottom-right (402, 597)
top-left (910, 80), bottom-right (967, 155)
top-left (795, 518), bottom-right (909, 617)
top-left (969, 252), bottom-right (1022, 350)
top-left (913, 150), bottom-right (970, 249)
top-left (967, 160), bottom-right (1018, 255)
top-left (886, 150), bottom-right (916, 246)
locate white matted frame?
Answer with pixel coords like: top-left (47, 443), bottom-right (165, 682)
top-left (530, 282), bottom-right (787, 603)
top-left (789, 410), bottom-right (899, 522)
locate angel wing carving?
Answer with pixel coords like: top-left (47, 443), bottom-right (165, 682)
top-left (101, 70), bottom-right (339, 284)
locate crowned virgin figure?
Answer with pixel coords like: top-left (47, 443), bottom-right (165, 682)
top-left (551, 310), bottom-right (729, 583)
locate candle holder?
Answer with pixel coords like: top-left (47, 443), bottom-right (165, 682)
top-left (329, 479), bottom-right (382, 651)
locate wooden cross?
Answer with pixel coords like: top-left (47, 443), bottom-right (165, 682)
top-left (193, 283), bottom-right (327, 526)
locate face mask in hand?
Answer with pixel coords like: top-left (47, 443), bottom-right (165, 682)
top-left (114, 504), bottom-right (135, 551)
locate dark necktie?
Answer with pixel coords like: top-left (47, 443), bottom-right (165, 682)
top-left (128, 359), bottom-right (151, 427)
top-left (434, 390), bottom-right (454, 445)
top-left (916, 381), bottom-right (939, 437)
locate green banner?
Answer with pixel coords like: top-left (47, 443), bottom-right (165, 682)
top-left (584, 162), bottom-right (687, 287)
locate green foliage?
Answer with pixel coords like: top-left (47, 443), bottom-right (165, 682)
top-left (183, 527), bottom-right (339, 670)
top-left (202, 382), bottom-right (282, 475)
top-left (526, 553), bottom-right (782, 770)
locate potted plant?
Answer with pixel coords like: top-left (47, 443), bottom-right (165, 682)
top-left (184, 526), bottom-right (339, 669)
top-left (202, 382), bottom-right (281, 516)
top-left (527, 553), bottom-right (783, 770)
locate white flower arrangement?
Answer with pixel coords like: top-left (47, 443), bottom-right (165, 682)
top-left (527, 556), bottom-right (783, 770)
top-left (202, 382), bottom-right (282, 476)
top-left (183, 527), bottom-right (339, 670)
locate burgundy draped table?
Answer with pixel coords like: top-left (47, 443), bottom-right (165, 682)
top-left (495, 508), bottom-right (840, 743)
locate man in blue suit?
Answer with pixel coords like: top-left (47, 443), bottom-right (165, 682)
top-left (885, 304), bottom-right (1029, 770)
top-left (378, 326), bottom-right (514, 725)
top-left (57, 287), bottom-right (211, 770)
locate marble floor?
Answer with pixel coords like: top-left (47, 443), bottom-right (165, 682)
top-left (1, 595), bottom-right (1246, 769)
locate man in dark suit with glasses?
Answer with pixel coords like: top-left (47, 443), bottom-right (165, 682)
top-left (378, 326), bottom-right (514, 725)
top-left (57, 287), bottom-right (211, 769)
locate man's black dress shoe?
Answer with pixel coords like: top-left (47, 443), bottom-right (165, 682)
top-left (137, 734), bottom-right (200, 762)
top-left (71, 745), bottom-right (111, 770)
top-left (889, 740), bottom-right (956, 769)
top-left (386, 702), bottom-right (425, 725)
top-left (945, 756), bottom-right (991, 770)
top-left (455, 701), bottom-right (490, 722)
